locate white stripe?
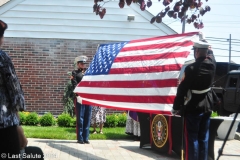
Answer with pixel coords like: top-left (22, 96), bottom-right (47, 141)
top-left (111, 58), bottom-right (186, 68)
top-left (74, 87), bottom-right (177, 96)
top-left (117, 46), bottom-right (192, 57)
top-left (124, 35), bottom-right (198, 48)
top-left (82, 98), bottom-right (173, 111)
top-left (83, 71), bottom-right (180, 81)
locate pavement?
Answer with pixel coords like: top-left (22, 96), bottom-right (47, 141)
top-left (27, 138), bottom-right (240, 160)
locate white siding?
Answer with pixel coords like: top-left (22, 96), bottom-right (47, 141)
top-left (0, 0), bottom-right (176, 41)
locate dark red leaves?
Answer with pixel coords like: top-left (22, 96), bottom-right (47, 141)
top-left (93, 0), bottom-right (210, 29)
top-left (126, 0), bottom-right (132, 6)
top-left (119, 0), bottom-right (125, 8)
top-left (156, 16), bottom-right (162, 23)
top-left (140, 0), bottom-right (146, 11)
top-left (147, 0), bottom-right (152, 8)
top-left (150, 16), bottom-right (156, 24)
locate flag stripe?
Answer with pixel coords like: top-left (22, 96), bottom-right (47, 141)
top-left (120, 41), bottom-right (193, 52)
top-left (129, 32), bottom-right (198, 43)
top-left (111, 58), bottom-right (186, 68)
top-left (109, 64), bottom-right (182, 74)
top-left (116, 46), bottom-right (193, 57)
top-left (78, 79), bottom-right (178, 88)
top-left (82, 98), bottom-right (172, 114)
top-left (83, 71), bottom-right (180, 81)
top-left (124, 36), bottom-right (196, 48)
top-left (114, 52), bottom-right (189, 62)
top-left (79, 93), bottom-right (175, 104)
top-left (75, 87), bottom-right (177, 96)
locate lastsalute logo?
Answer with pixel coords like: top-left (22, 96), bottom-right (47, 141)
top-left (152, 114), bottom-right (168, 148)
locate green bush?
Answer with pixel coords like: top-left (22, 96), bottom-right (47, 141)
top-left (70, 117), bottom-right (76, 127)
top-left (25, 112), bottom-right (39, 126)
top-left (19, 112), bottom-right (27, 125)
top-left (39, 112), bottom-right (55, 126)
top-left (62, 80), bottom-right (74, 117)
top-left (105, 114), bottom-right (119, 127)
top-left (57, 113), bottom-right (72, 127)
top-left (117, 113), bottom-right (127, 127)
top-left (211, 111), bottom-right (218, 117)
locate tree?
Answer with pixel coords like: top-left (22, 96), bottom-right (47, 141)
top-left (93, 0), bottom-right (211, 29)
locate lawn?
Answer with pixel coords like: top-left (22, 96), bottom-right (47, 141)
top-left (22, 126), bottom-right (134, 140)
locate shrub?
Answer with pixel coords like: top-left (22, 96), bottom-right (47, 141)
top-left (70, 117), bottom-right (76, 127)
top-left (19, 112), bottom-right (27, 125)
top-left (39, 112), bottom-right (55, 126)
top-left (105, 114), bottom-right (119, 127)
top-left (117, 113), bottom-right (127, 127)
top-left (62, 80), bottom-right (74, 117)
top-left (25, 112), bottom-right (39, 126)
top-left (211, 111), bottom-right (218, 117)
top-left (57, 113), bottom-right (72, 127)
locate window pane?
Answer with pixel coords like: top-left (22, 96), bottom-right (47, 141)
top-left (228, 77), bottom-right (238, 87)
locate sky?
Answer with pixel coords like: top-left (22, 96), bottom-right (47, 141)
top-left (147, 0), bottom-right (240, 63)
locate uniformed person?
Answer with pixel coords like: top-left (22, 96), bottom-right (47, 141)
top-left (172, 40), bottom-right (216, 160)
top-left (71, 55), bottom-right (92, 144)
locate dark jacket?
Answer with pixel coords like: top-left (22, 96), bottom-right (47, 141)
top-left (173, 51), bottom-right (216, 114)
top-left (71, 68), bottom-right (85, 89)
top-left (0, 50), bottom-right (25, 128)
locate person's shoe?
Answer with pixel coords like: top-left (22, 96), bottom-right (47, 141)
top-left (77, 141), bottom-right (84, 144)
top-left (84, 140), bottom-right (90, 144)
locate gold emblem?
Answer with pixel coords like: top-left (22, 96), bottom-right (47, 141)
top-left (151, 114), bottom-right (168, 148)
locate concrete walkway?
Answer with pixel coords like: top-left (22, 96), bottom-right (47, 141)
top-left (27, 138), bottom-right (240, 160)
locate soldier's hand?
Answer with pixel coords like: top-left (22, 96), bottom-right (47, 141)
top-left (171, 109), bottom-right (179, 116)
top-left (77, 96), bottom-right (82, 104)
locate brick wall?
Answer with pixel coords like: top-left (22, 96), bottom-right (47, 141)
top-left (2, 37), bottom-right (123, 115)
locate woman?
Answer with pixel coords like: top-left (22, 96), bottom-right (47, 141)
top-left (125, 111), bottom-right (140, 141)
top-left (91, 106), bottom-right (106, 134)
top-left (71, 55), bottom-right (92, 144)
top-left (0, 20), bottom-right (28, 158)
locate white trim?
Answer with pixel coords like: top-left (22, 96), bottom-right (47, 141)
top-left (0, 0), bottom-right (24, 15)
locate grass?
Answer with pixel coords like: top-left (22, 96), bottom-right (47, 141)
top-left (22, 126), bottom-right (133, 140)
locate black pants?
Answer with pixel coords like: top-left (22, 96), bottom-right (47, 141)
top-left (24, 147), bottom-right (44, 160)
top-left (0, 126), bottom-right (20, 160)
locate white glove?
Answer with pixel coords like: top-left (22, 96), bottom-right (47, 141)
top-left (77, 96), bottom-right (82, 104)
top-left (171, 109), bottom-right (179, 116)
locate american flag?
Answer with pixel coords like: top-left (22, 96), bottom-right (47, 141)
top-left (74, 32), bottom-right (199, 115)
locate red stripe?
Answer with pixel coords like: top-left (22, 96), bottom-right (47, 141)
top-left (121, 41), bottom-right (193, 52)
top-left (150, 113), bottom-right (152, 146)
top-left (78, 79), bottom-right (178, 88)
top-left (77, 93), bottom-right (175, 104)
top-left (109, 64), bottom-right (182, 74)
top-left (129, 32), bottom-right (199, 43)
top-left (82, 99), bottom-right (172, 115)
top-left (114, 51), bottom-right (190, 62)
top-left (168, 116), bottom-right (172, 154)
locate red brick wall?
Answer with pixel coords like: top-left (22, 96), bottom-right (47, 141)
top-left (2, 37), bottom-right (123, 115)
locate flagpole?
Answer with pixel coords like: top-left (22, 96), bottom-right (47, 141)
top-left (182, 0), bottom-right (186, 34)
top-left (181, 2), bottom-right (186, 160)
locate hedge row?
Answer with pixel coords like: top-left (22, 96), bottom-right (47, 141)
top-left (19, 112), bottom-right (127, 128)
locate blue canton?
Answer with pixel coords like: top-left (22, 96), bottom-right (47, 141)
top-left (85, 42), bottom-right (128, 76)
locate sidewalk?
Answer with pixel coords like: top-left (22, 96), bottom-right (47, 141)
top-left (27, 138), bottom-right (240, 160)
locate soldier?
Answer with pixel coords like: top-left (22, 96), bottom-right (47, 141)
top-left (71, 56), bottom-right (92, 144)
top-left (171, 40), bottom-right (216, 160)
